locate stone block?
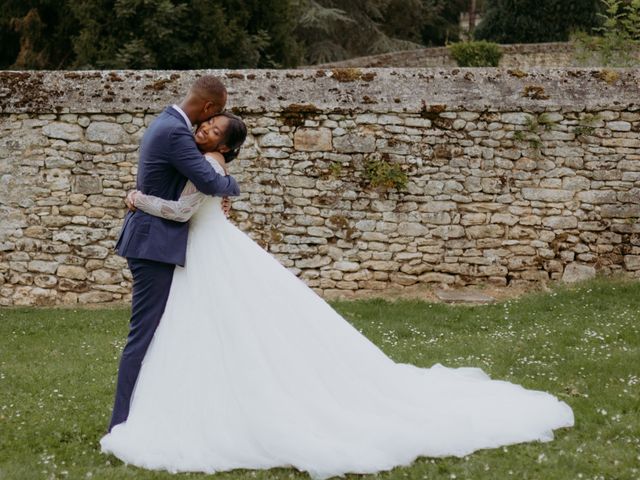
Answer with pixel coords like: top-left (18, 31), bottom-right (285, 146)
top-left (606, 121), bottom-right (631, 131)
top-left (601, 205), bottom-right (640, 218)
top-left (355, 114), bottom-right (377, 124)
top-left (296, 256), bottom-right (331, 269)
top-left (389, 273), bottom-right (418, 286)
top-left (467, 225), bottom-right (505, 238)
top-left (365, 261), bottom-right (398, 271)
top-left (53, 227), bottom-right (108, 246)
top-left (308, 226), bottom-right (334, 237)
top-left (371, 200), bottom-right (396, 212)
top-left (422, 201), bottom-right (456, 213)
top-left (333, 134), bottom-right (375, 153)
top-left (78, 291), bottom-right (113, 303)
top-left (13, 286), bottom-right (57, 306)
top-left (422, 212), bottom-right (451, 225)
top-left (45, 157), bottom-right (76, 169)
top-left (522, 188), bottom-right (574, 202)
top-left (283, 176), bottom-right (315, 189)
top-left (293, 128), bottom-right (332, 151)
top-left (480, 178), bottom-right (502, 194)
top-left (10, 272), bottom-right (32, 285)
top-left (576, 190), bottom-right (617, 204)
top-left (419, 273), bottom-right (455, 284)
top-left (57, 265), bottom-right (87, 280)
top-left (90, 269), bottom-right (123, 284)
top-left (259, 132), bottom-right (293, 147)
top-left (334, 261), bottom-right (360, 272)
top-left (491, 213), bottom-right (518, 225)
top-left (28, 260), bottom-right (59, 274)
top-left (397, 222), bottom-right (428, 236)
top-left (86, 122), bottom-right (128, 144)
top-left (460, 213), bottom-right (486, 225)
top-left (452, 119), bottom-right (466, 130)
top-left (358, 280), bottom-right (387, 290)
top-left (624, 255), bottom-right (640, 271)
top-left (602, 138), bottom-right (640, 148)
top-left (562, 263), bottom-right (596, 283)
top-left (355, 220), bottom-right (376, 232)
top-left (562, 176), bottom-right (590, 191)
top-left (521, 270), bottom-right (550, 281)
top-left (543, 216), bottom-right (578, 229)
top-left (42, 122), bottom-right (83, 141)
top-left (501, 112), bottom-right (534, 125)
top-left (78, 245), bottom-right (109, 258)
top-left (58, 278), bottom-right (88, 292)
top-left (73, 175), bottom-right (102, 194)
top-left (432, 225), bottom-right (465, 239)
top-left (34, 274), bottom-right (57, 288)
top-left (86, 195), bottom-right (123, 208)
top-left (404, 117), bottom-right (431, 127)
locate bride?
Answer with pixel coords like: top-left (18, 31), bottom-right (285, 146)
top-left (100, 112), bottom-right (574, 479)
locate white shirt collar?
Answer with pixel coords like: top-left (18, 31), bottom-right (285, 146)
top-left (172, 104), bottom-right (192, 128)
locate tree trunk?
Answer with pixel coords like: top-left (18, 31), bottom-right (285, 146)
top-left (469, 0), bottom-right (477, 35)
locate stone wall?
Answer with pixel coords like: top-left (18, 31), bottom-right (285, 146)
top-left (314, 42), bottom-right (577, 69)
top-left (1, 68), bottom-right (639, 306)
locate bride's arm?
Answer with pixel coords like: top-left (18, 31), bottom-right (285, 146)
top-left (130, 153), bottom-right (228, 222)
top-left (132, 181), bottom-right (206, 223)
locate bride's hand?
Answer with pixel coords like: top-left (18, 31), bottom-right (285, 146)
top-left (221, 197), bottom-right (231, 217)
top-left (125, 190), bottom-right (138, 211)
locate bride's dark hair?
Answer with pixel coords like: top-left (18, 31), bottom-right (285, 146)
top-left (216, 112), bottom-right (247, 163)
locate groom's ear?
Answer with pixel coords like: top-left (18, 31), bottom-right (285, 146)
top-left (202, 101), bottom-right (214, 116)
top-left (204, 100), bottom-right (224, 116)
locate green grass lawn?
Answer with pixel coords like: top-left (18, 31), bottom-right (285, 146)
top-left (1, 278), bottom-right (639, 480)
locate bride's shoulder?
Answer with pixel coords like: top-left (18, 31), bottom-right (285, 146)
top-left (203, 152), bottom-right (226, 175)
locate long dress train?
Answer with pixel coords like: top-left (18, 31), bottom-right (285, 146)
top-left (100, 157), bottom-right (574, 479)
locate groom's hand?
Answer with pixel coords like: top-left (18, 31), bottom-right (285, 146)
top-left (222, 197), bottom-right (231, 217)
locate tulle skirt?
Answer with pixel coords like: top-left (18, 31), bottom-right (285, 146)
top-left (100, 199), bottom-right (574, 479)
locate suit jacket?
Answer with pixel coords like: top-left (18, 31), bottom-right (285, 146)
top-left (115, 106), bottom-right (240, 266)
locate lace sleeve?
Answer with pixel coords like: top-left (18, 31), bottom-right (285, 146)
top-left (133, 181), bottom-right (206, 223)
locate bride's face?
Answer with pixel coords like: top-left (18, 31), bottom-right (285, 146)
top-left (195, 115), bottom-right (231, 153)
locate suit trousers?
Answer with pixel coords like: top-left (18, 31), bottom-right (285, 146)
top-left (108, 257), bottom-right (175, 431)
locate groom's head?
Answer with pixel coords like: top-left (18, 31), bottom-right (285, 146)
top-left (186, 76), bottom-right (227, 124)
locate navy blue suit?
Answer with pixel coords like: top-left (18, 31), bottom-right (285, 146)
top-left (108, 107), bottom-right (240, 431)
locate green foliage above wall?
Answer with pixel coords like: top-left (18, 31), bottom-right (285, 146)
top-left (475, 0), bottom-right (602, 44)
top-left (448, 40), bottom-right (503, 66)
top-left (0, 0), bottom-right (469, 69)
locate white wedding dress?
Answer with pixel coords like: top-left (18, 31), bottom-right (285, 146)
top-left (100, 156), bottom-right (574, 479)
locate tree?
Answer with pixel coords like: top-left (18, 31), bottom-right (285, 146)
top-left (70, 0), bottom-right (302, 69)
top-left (0, 0), bottom-right (77, 69)
top-left (383, 0), bottom-right (470, 46)
top-left (420, 0), bottom-right (468, 45)
top-left (294, 0), bottom-right (467, 65)
top-left (0, 0), bottom-right (472, 69)
top-left (295, 0), bottom-right (425, 65)
top-left (0, 0), bottom-right (302, 69)
top-left (475, 0), bottom-right (602, 44)
top-left (573, 0), bottom-right (640, 66)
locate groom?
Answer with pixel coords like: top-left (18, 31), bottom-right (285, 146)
top-left (108, 75), bottom-right (240, 431)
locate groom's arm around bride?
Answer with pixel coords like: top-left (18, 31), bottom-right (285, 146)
top-left (116, 76), bottom-right (239, 266)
